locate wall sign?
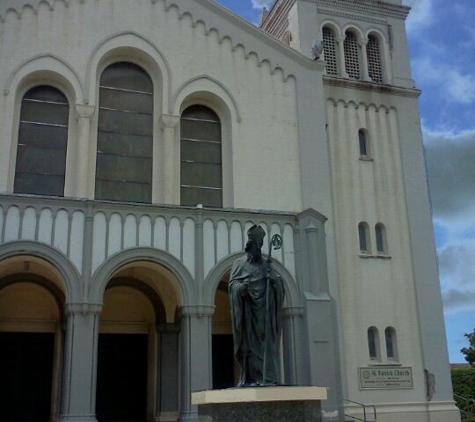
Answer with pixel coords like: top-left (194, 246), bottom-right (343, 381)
top-left (359, 367), bottom-right (413, 390)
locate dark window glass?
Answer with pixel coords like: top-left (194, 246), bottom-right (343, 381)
top-left (95, 62), bottom-right (153, 203)
top-left (358, 223), bottom-right (368, 252)
top-left (376, 224), bottom-right (385, 253)
top-left (385, 327), bottom-right (396, 359)
top-left (368, 328), bottom-right (378, 360)
top-left (14, 86), bottom-right (69, 196)
top-left (180, 105), bottom-right (222, 207)
top-left (359, 129), bottom-right (368, 157)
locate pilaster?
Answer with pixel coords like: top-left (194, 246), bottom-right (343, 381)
top-left (61, 303), bottom-right (102, 422)
top-left (75, 105), bottom-right (95, 199)
top-left (178, 305), bottom-right (214, 422)
top-left (159, 114), bottom-right (180, 205)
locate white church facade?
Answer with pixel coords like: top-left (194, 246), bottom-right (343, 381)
top-left (0, 0), bottom-right (461, 421)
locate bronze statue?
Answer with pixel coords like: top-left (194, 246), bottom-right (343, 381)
top-left (229, 225), bottom-right (285, 387)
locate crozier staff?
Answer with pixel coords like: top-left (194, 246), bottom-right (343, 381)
top-left (228, 225), bottom-right (284, 387)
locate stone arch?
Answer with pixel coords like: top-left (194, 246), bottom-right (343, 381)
top-left (90, 247), bottom-right (196, 306)
top-left (174, 77), bottom-right (238, 208)
top-left (0, 240), bottom-right (82, 303)
top-left (202, 252), bottom-right (302, 308)
top-left (0, 273), bottom-right (66, 315)
top-left (172, 75), bottom-right (241, 123)
top-left (4, 53), bottom-right (83, 102)
top-left (85, 31), bottom-right (171, 111)
top-left (320, 19), bottom-right (342, 38)
top-left (106, 276), bottom-right (167, 324)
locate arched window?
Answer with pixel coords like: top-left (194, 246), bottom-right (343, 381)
top-left (322, 26), bottom-right (338, 76)
top-left (375, 223), bottom-right (387, 254)
top-left (180, 105), bottom-right (222, 208)
top-left (344, 30), bottom-right (361, 80)
top-left (358, 129), bottom-right (370, 158)
top-left (14, 86), bottom-right (69, 196)
top-left (385, 327), bottom-right (398, 360)
top-left (367, 34), bottom-right (383, 83)
top-left (95, 62), bottom-right (153, 203)
top-left (367, 327), bottom-right (380, 360)
top-left (358, 222), bottom-right (370, 253)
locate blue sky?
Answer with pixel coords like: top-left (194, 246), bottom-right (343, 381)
top-left (215, 0), bottom-right (475, 363)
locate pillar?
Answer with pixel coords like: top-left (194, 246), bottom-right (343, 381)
top-left (158, 323), bottom-right (180, 422)
top-left (75, 105), bottom-right (95, 199)
top-left (337, 36), bottom-right (349, 78)
top-left (360, 38), bottom-right (371, 81)
top-left (159, 114), bottom-right (180, 204)
top-left (61, 303), bottom-right (102, 422)
top-left (178, 305), bottom-right (214, 422)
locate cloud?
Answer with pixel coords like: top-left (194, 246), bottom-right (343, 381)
top-left (424, 130), bottom-right (475, 223)
top-left (413, 57), bottom-right (475, 105)
top-left (251, 0), bottom-right (275, 9)
top-left (403, 0), bottom-right (434, 32)
top-left (424, 129), bottom-right (475, 313)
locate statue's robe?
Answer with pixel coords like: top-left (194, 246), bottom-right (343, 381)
top-left (228, 254), bottom-right (285, 386)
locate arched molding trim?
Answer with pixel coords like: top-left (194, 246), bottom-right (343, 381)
top-left (106, 276), bottom-right (167, 324)
top-left (202, 251), bottom-right (302, 308)
top-left (175, 80), bottom-right (237, 207)
top-left (4, 54), bottom-right (82, 101)
top-left (342, 24), bottom-right (365, 42)
top-left (172, 75), bottom-right (241, 123)
top-left (90, 247), bottom-right (196, 306)
top-left (0, 240), bottom-right (81, 303)
top-left (320, 20), bottom-right (342, 38)
top-left (0, 273), bottom-right (66, 318)
top-left (85, 31), bottom-right (171, 111)
top-left (327, 98), bottom-right (394, 114)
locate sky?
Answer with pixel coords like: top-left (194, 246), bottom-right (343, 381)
top-left (215, 0), bottom-right (475, 363)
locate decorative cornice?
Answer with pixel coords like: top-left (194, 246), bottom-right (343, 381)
top-left (323, 75), bottom-right (421, 98)
top-left (313, 0), bottom-right (410, 20)
top-left (317, 8), bottom-right (387, 26)
top-left (0, 0), bottom-right (326, 80)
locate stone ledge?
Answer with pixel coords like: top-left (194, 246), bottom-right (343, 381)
top-left (192, 386), bottom-right (328, 405)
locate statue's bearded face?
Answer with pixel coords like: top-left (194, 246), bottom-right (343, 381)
top-left (245, 240), bottom-right (262, 262)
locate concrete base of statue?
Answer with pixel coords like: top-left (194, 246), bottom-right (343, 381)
top-left (191, 386), bottom-right (327, 422)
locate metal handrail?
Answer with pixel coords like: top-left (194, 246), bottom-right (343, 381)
top-left (454, 394), bottom-right (475, 421)
top-left (344, 398), bottom-right (377, 422)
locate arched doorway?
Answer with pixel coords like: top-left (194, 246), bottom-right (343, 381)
top-left (212, 273), bottom-right (236, 389)
top-left (0, 270), bottom-right (65, 422)
top-left (96, 262), bottom-right (181, 422)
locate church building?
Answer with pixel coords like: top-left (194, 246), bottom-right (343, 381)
top-left (0, 0), bottom-right (461, 421)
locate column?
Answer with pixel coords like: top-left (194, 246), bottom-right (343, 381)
top-left (159, 114), bottom-right (180, 205)
top-left (337, 36), bottom-right (349, 78)
top-left (61, 303), bottom-right (102, 422)
top-left (178, 305), bottom-right (214, 422)
top-left (158, 324), bottom-right (180, 422)
top-left (360, 38), bottom-right (371, 81)
top-left (282, 307), bottom-right (307, 386)
top-left (75, 105), bottom-right (95, 199)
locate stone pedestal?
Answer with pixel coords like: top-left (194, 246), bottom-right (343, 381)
top-left (192, 386), bottom-right (327, 422)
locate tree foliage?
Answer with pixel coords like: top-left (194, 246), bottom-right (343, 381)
top-left (452, 368), bottom-right (475, 421)
top-left (461, 329), bottom-right (475, 366)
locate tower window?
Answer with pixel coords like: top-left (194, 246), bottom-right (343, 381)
top-left (375, 223), bottom-right (387, 254)
top-left (385, 327), bottom-right (398, 360)
top-left (358, 129), bottom-right (370, 158)
top-left (367, 34), bottom-right (383, 83)
top-left (368, 327), bottom-right (380, 360)
top-left (358, 222), bottom-right (370, 253)
top-left (344, 30), bottom-right (361, 80)
top-left (322, 27), bottom-right (338, 76)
